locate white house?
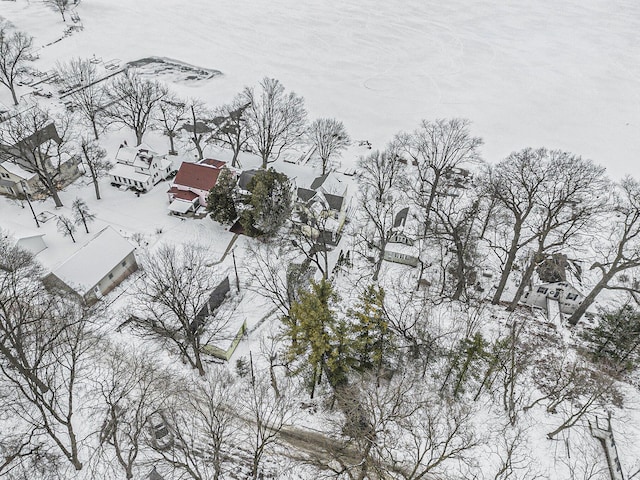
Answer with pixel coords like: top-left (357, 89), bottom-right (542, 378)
top-left (46, 226), bottom-right (138, 304)
top-left (521, 281), bottom-right (584, 315)
top-left (0, 161), bottom-right (39, 197)
top-left (294, 172), bottom-right (350, 244)
top-left (109, 143), bottom-right (172, 192)
top-left (383, 207), bottom-right (420, 267)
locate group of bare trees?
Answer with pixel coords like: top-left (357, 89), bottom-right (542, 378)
top-left (353, 116), bottom-right (640, 329)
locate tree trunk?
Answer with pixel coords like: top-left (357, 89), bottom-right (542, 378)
top-left (422, 170), bottom-right (441, 236)
top-left (135, 129), bottom-right (144, 145)
top-left (567, 271), bottom-right (615, 325)
top-left (92, 175), bottom-right (101, 200)
top-left (10, 84), bottom-right (19, 106)
top-left (195, 139), bottom-right (203, 160)
top-left (91, 120), bottom-right (100, 141)
top-left (231, 147), bottom-right (240, 168)
top-left (168, 133), bottom-right (176, 155)
top-left (492, 223), bottom-right (523, 304)
top-left (81, 216), bottom-right (89, 233)
top-left (507, 253), bottom-right (538, 311)
top-left (194, 347), bottom-right (206, 376)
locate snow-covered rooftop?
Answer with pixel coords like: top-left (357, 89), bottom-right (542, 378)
top-left (0, 161), bottom-right (37, 180)
top-left (51, 226), bottom-right (136, 295)
top-left (109, 163), bottom-right (151, 183)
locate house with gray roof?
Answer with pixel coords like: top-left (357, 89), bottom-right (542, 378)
top-left (294, 172), bottom-right (351, 245)
top-left (383, 207), bottom-right (420, 267)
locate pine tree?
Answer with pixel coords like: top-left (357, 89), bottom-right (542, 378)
top-left (287, 279), bottom-right (346, 397)
top-left (240, 168), bottom-right (292, 237)
top-left (349, 285), bottom-right (391, 372)
top-left (584, 305), bottom-right (640, 370)
top-left (206, 168), bottom-right (238, 224)
top-left (71, 198), bottom-right (95, 233)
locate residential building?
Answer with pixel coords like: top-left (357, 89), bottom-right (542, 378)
top-left (45, 226), bottom-right (138, 304)
top-left (383, 207), bottom-right (420, 267)
top-left (0, 123), bottom-right (81, 199)
top-left (167, 159), bottom-right (226, 215)
top-left (109, 143), bottom-right (173, 192)
top-left (521, 281), bottom-right (584, 316)
top-left (294, 172), bottom-right (350, 245)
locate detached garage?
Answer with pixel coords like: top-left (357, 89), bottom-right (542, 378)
top-left (47, 226), bottom-right (138, 304)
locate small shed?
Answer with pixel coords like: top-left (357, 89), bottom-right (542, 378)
top-left (46, 226), bottom-right (138, 304)
top-left (16, 233), bottom-right (47, 256)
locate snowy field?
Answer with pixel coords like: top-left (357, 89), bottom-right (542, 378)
top-left (2, 1), bottom-right (640, 478)
top-left (1, 0), bottom-right (639, 178)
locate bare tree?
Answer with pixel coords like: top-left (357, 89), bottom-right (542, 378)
top-left (0, 238), bottom-right (97, 471)
top-left (239, 370), bottom-right (296, 480)
top-left (482, 149), bottom-right (551, 304)
top-left (79, 138), bottom-right (112, 200)
top-left (242, 77), bottom-right (307, 169)
top-left (0, 107), bottom-right (76, 207)
top-left (429, 188), bottom-right (482, 301)
top-left (395, 118), bottom-right (483, 234)
top-left (157, 93), bottom-right (187, 155)
top-left (181, 99), bottom-right (212, 161)
top-left (0, 24), bottom-right (34, 105)
top-left (507, 153), bottom-right (607, 311)
top-left (307, 118), bottom-right (350, 175)
top-left (106, 70), bottom-right (167, 145)
top-left (291, 197), bottom-right (337, 279)
top-left (43, 0), bottom-right (73, 22)
top-left (56, 57), bottom-right (108, 139)
top-left (568, 177), bottom-right (640, 325)
top-left (356, 149), bottom-right (406, 281)
top-left (333, 372), bottom-right (481, 480)
top-left (244, 241), bottom-right (303, 319)
top-left (128, 243), bottom-right (228, 376)
top-left (56, 215), bottom-right (77, 242)
top-left (153, 372), bottom-right (238, 480)
top-left (92, 346), bottom-right (172, 480)
top-left (209, 95), bottom-right (251, 167)
top-left (71, 197), bottom-right (95, 233)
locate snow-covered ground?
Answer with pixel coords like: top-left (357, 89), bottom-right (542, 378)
top-left (2, 1), bottom-right (640, 478)
top-left (2, 0), bottom-right (639, 178)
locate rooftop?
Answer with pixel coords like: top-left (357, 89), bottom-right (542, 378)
top-left (51, 226), bottom-right (136, 295)
top-left (173, 162), bottom-right (222, 191)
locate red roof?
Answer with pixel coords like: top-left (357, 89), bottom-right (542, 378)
top-left (167, 187), bottom-right (199, 201)
top-left (173, 163), bottom-right (221, 191)
top-left (200, 158), bottom-right (226, 169)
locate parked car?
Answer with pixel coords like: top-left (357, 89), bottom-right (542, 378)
top-left (147, 411), bottom-right (174, 450)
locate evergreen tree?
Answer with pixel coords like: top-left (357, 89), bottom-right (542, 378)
top-left (584, 305), bottom-right (640, 370)
top-left (71, 197), bottom-right (95, 233)
top-left (240, 168), bottom-right (292, 237)
top-left (206, 168), bottom-right (238, 224)
top-left (349, 285), bottom-right (391, 372)
top-left (287, 279), bottom-right (346, 397)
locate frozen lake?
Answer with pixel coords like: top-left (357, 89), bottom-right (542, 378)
top-left (4, 0), bottom-right (639, 177)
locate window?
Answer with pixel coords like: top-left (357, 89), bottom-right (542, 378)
top-left (0, 172), bottom-right (8, 178)
top-left (121, 260), bottom-right (126, 267)
top-left (537, 287), bottom-right (548, 294)
top-left (108, 272), bottom-right (114, 279)
top-left (566, 293), bottom-right (578, 301)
